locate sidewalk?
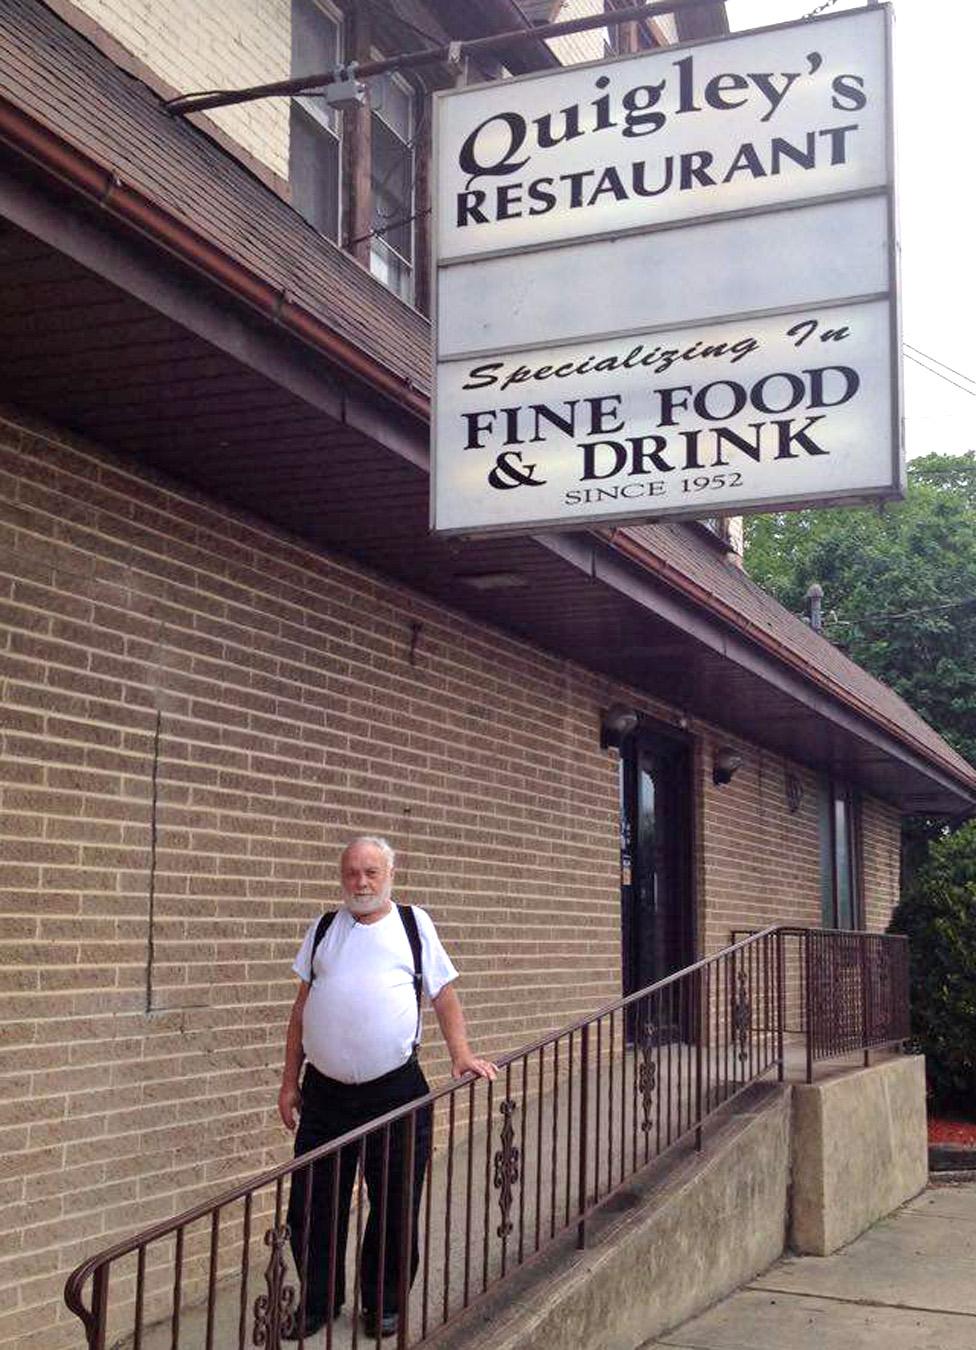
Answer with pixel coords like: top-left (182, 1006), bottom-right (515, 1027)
top-left (645, 1179), bottom-right (976, 1349)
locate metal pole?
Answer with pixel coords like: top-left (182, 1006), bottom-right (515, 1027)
top-left (776, 930), bottom-right (785, 1082)
top-left (695, 968), bottom-right (703, 1151)
top-left (397, 1113), bottom-right (417, 1350)
top-left (89, 1266), bottom-right (109, 1350)
top-left (577, 1023), bottom-right (590, 1249)
top-left (167, 0), bottom-right (730, 116)
top-left (804, 932), bottom-right (814, 1085)
top-left (860, 936), bottom-right (871, 1068)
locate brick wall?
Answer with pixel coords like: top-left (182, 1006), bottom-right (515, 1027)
top-left (699, 730), bottom-right (824, 956)
top-left (0, 408), bottom-right (908, 1345)
top-left (861, 794), bottom-right (901, 931)
top-left (0, 410), bottom-right (625, 1346)
top-left (59, 0), bottom-right (291, 179)
top-left (698, 729), bottom-right (900, 953)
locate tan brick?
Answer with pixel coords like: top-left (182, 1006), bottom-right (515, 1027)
top-left (0, 1144), bottom-right (63, 1181)
top-left (0, 1301), bottom-right (59, 1344)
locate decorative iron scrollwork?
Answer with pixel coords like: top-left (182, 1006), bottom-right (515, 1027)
top-left (252, 1223), bottom-right (296, 1346)
top-left (638, 1024), bottom-right (657, 1134)
top-left (732, 967), bottom-right (751, 1064)
top-left (492, 1098), bottom-right (520, 1237)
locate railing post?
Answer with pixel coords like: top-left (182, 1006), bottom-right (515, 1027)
top-left (860, 935), bottom-right (872, 1068)
top-left (695, 968), bottom-right (703, 1151)
top-left (804, 931), bottom-right (814, 1084)
top-left (89, 1266), bottom-right (109, 1350)
top-left (396, 1111), bottom-right (417, 1350)
top-left (776, 930), bottom-right (786, 1082)
top-left (577, 1023), bottom-right (589, 1249)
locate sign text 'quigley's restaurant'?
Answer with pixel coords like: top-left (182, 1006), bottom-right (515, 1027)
top-left (431, 5), bottom-right (901, 536)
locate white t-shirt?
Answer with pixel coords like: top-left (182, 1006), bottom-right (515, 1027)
top-left (293, 904), bottom-right (458, 1085)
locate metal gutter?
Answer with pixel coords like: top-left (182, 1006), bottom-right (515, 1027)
top-left (0, 94), bottom-right (431, 425)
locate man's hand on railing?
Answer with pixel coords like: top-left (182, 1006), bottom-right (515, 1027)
top-left (278, 1082), bottom-right (301, 1131)
top-left (450, 1049), bottom-right (498, 1081)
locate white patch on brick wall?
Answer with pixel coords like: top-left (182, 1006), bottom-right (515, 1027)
top-left (67, 0), bottom-right (291, 178)
top-left (545, 0), bottom-right (607, 67)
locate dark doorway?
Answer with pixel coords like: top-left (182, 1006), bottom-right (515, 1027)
top-left (620, 726), bottom-right (695, 1009)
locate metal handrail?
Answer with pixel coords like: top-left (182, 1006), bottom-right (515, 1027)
top-left (64, 925), bottom-right (780, 1320)
top-left (64, 924), bottom-right (911, 1349)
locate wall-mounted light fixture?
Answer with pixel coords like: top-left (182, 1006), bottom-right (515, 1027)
top-left (600, 703), bottom-right (639, 749)
top-left (712, 747), bottom-right (744, 786)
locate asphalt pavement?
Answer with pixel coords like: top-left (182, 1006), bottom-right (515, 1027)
top-left (644, 1179), bottom-right (976, 1350)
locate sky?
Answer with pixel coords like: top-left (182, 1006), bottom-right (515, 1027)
top-left (725, 0), bottom-right (975, 461)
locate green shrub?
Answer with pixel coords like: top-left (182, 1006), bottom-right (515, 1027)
top-left (889, 820), bottom-right (976, 1112)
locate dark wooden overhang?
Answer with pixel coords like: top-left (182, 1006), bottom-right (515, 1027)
top-left (1, 1), bottom-right (974, 819)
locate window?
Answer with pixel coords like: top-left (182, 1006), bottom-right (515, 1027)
top-left (819, 780), bottom-right (861, 929)
top-left (290, 0), bottom-right (342, 242)
top-left (369, 72), bottom-right (415, 302)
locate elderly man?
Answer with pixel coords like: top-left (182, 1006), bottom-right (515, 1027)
top-left (278, 836), bottom-right (495, 1341)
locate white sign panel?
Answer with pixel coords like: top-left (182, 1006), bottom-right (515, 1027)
top-left (436, 7), bottom-right (887, 259)
top-left (432, 6), bottom-right (900, 537)
top-left (436, 301), bottom-right (892, 533)
top-left (438, 193), bottom-right (890, 357)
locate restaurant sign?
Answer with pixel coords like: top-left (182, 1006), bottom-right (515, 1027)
top-left (431, 5), bottom-right (901, 536)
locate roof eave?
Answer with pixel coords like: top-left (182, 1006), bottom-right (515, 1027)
top-left (597, 529), bottom-right (976, 813)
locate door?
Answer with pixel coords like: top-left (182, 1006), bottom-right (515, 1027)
top-left (620, 728), bottom-right (695, 1012)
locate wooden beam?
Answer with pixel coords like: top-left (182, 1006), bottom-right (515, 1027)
top-left (343, 4), bottom-right (372, 268)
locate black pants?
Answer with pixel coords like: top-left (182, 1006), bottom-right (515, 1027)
top-left (287, 1057), bottom-right (431, 1319)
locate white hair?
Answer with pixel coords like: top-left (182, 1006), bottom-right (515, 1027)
top-left (343, 835), bottom-right (396, 869)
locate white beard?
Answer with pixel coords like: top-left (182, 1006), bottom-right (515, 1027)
top-left (343, 882), bottom-right (392, 918)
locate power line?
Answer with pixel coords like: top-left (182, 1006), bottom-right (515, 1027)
top-left (904, 352), bottom-right (976, 399)
top-left (904, 342), bottom-right (976, 389)
top-left (347, 206), bottom-right (431, 250)
top-left (830, 595), bottom-right (976, 628)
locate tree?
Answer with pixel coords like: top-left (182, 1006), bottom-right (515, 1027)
top-left (747, 455), bottom-right (976, 1109)
top-left (744, 451), bottom-right (976, 767)
top-left (889, 820), bottom-right (976, 1111)
top-left (910, 451), bottom-right (976, 508)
